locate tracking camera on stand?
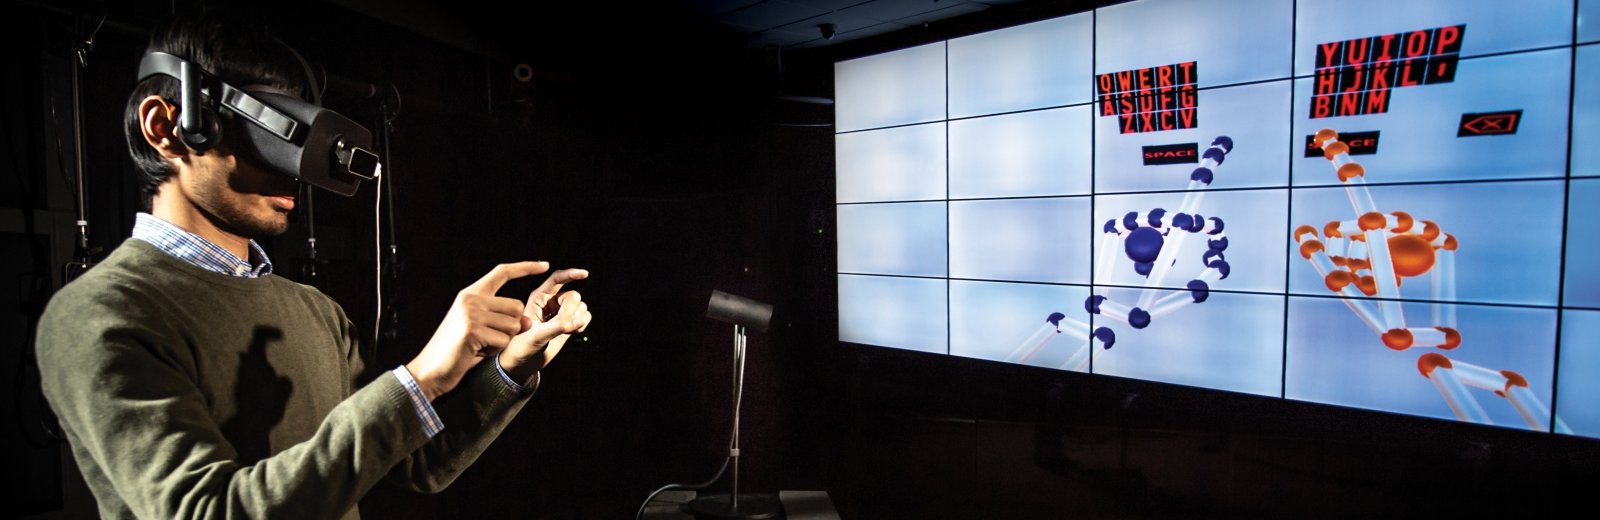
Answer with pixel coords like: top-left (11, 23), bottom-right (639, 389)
top-left (638, 291), bottom-right (783, 520)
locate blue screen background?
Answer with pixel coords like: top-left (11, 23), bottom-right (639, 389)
top-left (835, 0), bottom-right (1596, 438)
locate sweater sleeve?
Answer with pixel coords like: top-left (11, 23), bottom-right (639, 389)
top-left (333, 301), bottom-right (535, 494)
top-left (376, 360), bottom-right (533, 493)
top-left (38, 283), bottom-right (434, 519)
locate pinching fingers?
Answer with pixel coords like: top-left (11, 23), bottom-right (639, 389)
top-left (465, 261), bottom-right (550, 295)
top-left (531, 268), bottom-right (589, 303)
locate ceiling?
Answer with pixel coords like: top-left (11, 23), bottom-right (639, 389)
top-left (679, 0), bottom-right (1029, 50)
top-left (328, 0), bottom-right (1035, 58)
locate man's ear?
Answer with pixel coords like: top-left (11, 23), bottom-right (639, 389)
top-left (138, 95), bottom-right (188, 160)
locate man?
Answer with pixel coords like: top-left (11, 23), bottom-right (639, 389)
top-left (36, 16), bottom-right (592, 519)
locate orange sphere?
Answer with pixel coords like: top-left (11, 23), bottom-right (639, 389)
top-left (1356, 275), bottom-right (1378, 296)
top-left (1325, 270), bottom-right (1353, 292)
top-left (1388, 234), bottom-right (1436, 278)
top-left (1322, 141), bottom-right (1350, 159)
top-left (1382, 328), bottom-right (1414, 350)
top-left (1314, 129), bottom-right (1339, 147)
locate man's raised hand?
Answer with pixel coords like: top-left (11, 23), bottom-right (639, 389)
top-left (406, 261), bottom-right (550, 401)
top-left (500, 268), bottom-right (592, 383)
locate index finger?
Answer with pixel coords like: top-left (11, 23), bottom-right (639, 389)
top-left (531, 268), bottom-right (590, 299)
top-left (465, 261), bottom-right (551, 295)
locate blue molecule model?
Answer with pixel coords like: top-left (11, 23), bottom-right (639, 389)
top-left (1128, 308), bottom-right (1152, 329)
top-left (1187, 279), bottom-right (1211, 303)
top-left (1085, 295), bottom-right (1106, 314)
top-left (1208, 236), bottom-right (1230, 252)
top-left (1147, 208), bottom-right (1167, 227)
top-left (1203, 146), bottom-right (1227, 165)
top-left (1207, 217), bottom-right (1225, 234)
top-left (1125, 227), bottom-right (1164, 265)
top-left (1172, 213), bottom-right (1194, 231)
top-left (1190, 167), bottom-right (1214, 185)
top-left (1094, 327), bottom-right (1117, 350)
top-left (1047, 312), bottom-right (1066, 327)
top-left (1212, 135), bottom-right (1234, 153)
top-left (1210, 259), bottom-right (1232, 279)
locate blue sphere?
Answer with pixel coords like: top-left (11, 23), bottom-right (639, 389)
top-left (1085, 295), bottom-right (1106, 314)
top-left (1094, 327), bottom-right (1117, 349)
top-left (1187, 279), bottom-right (1211, 303)
top-left (1147, 208), bottom-right (1167, 227)
top-left (1208, 236), bottom-right (1230, 252)
top-left (1129, 308), bottom-right (1152, 329)
top-left (1212, 135), bottom-right (1234, 153)
top-left (1172, 213), bottom-right (1194, 231)
top-left (1125, 227), bottom-right (1164, 264)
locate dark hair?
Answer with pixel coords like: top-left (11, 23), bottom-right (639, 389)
top-left (124, 15), bottom-right (308, 206)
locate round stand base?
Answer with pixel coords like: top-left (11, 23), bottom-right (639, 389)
top-left (682, 493), bottom-right (782, 519)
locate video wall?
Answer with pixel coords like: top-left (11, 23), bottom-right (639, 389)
top-left (835, 0), bottom-right (1600, 437)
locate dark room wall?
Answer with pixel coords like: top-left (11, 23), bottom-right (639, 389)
top-left (8, 1), bottom-right (838, 518)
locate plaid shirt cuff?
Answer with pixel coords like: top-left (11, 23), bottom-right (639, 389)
top-left (390, 366), bottom-right (444, 438)
top-left (493, 354), bottom-right (540, 394)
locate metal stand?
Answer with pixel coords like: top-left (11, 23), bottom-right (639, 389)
top-left (61, 13), bottom-right (104, 283)
top-left (683, 325), bottom-right (782, 519)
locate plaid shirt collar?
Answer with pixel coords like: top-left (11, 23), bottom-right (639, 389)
top-left (130, 213), bottom-right (274, 278)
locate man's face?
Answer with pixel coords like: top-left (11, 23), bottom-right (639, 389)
top-left (178, 142), bottom-right (299, 240)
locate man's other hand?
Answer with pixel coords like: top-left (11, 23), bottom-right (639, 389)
top-left (499, 268), bottom-right (591, 384)
top-left (406, 261), bottom-right (550, 401)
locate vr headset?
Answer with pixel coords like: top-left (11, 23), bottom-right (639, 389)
top-left (138, 51), bottom-right (380, 197)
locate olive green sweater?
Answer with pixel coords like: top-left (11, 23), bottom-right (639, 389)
top-left (38, 239), bottom-right (532, 519)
